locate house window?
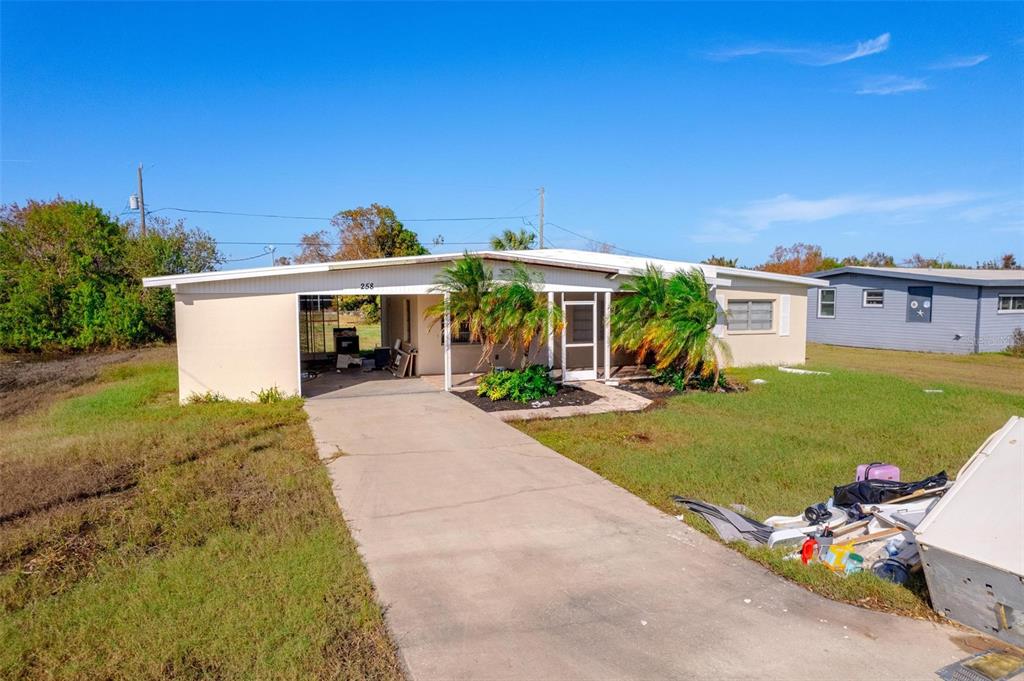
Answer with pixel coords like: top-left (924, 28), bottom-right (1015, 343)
top-left (727, 300), bottom-right (773, 331)
top-left (817, 289), bottom-right (836, 319)
top-left (997, 294), bottom-right (1024, 313)
top-left (441, 319), bottom-right (474, 344)
top-left (571, 305), bottom-right (594, 342)
top-left (863, 289), bottom-right (884, 308)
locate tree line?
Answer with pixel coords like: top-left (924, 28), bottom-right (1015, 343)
top-left (702, 243), bottom-right (1020, 276)
top-left (0, 199), bottom-right (221, 352)
top-left (4, 196), bottom-right (1017, 353)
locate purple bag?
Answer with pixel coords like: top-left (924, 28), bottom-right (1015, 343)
top-left (856, 462), bottom-right (900, 482)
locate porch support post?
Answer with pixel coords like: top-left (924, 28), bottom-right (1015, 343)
top-left (547, 291), bottom-right (555, 370)
top-left (443, 292), bottom-right (452, 392)
top-left (604, 291), bottom-right (612, 380)
top-left (591, 293), bottom-right (598, 380)
top-left (559, 294), bottom-right (567, 383)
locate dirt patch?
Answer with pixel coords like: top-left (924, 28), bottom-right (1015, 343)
top-left (0, 345), bottom-right (175, 421)
top-left (625, 432), bottom-right (653, 444)
top-left (455, 384), bottom-right (602, 412)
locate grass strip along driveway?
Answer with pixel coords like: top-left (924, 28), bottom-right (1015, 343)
top-left (518, 346), bottom-right (1024, 618)
top-left (0, 347), bottom-right (401, 680)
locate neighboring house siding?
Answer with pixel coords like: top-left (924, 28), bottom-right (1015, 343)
top-left (980, 288), bottom-right (1024, 352)
top-left (807, 273), bottom-right (979, 354)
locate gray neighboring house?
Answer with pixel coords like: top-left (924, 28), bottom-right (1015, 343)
top-left (806, 267), bottom-right (1024, 354)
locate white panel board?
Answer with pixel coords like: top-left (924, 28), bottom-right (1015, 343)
top-left (779, 294), bottom-right (791, 337)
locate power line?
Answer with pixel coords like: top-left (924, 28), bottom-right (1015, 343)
top-left (544, 220), bottom-right (658, 259)
top-left (470, 190), bottom-right (542, 243)
top-left (214, 239), bottom-right (491, 247)
top-left (224, 250), bottom-right (275, 263)
top-left (146, 206), bottom-right (536, 223)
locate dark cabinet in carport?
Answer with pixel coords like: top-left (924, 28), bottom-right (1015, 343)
top-left (333, 327), bottom-right (359, 354)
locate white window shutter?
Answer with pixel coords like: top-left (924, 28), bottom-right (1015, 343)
top-left (779, 294), bottom-right (791, 336)
top-left (713, 290), bottom-right (726, 337)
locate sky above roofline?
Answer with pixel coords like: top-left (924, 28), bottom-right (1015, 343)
top-left (2, 2), bottom-right (1021, 269)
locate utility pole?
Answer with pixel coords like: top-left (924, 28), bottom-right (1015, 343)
top-left (536, 184), bottom-right (544, 248)
top-left (137, 163), bottom-right (147, 236)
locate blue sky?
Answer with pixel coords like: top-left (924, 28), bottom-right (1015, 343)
top-left (2, 2), bottom-right (1022, 268)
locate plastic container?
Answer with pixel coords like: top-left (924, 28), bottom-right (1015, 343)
top-left (856, 463), bottom-right (900, 482)
top-left (800, 537), bottom-right (818, 565)
top-left (844, 553), bottom-right (864, 575)
top-left (821, 544), bottom-right (857, 572)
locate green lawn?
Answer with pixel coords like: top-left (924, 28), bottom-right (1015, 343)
top-left (0, 349), bottom-right (402, 680)
top-left (517, 347), bottom-right (1024, 617)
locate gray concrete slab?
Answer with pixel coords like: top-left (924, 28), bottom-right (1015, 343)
top-left (305, 379), bottom-right (978, 680)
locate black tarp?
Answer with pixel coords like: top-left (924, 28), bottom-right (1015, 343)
top-left (833, 471), bottom-right (948, 507)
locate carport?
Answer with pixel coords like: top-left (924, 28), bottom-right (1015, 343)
top-left (144, 251), bottom-right (627, 402)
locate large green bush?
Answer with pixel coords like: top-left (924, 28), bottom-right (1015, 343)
top-left (476, 364), bottom-right (557, 403)
top-left (0, 199), bottom-right (221, 351)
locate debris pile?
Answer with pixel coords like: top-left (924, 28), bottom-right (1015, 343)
top-left (675, 465), bottom-right (951, 585)
top-left (676, 416), bottom-right (1023, 647)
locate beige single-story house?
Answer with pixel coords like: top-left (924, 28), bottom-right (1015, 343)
top-left (143, 248), bottom-right (825, 402)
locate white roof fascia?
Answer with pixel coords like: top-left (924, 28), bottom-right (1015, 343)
top-left (143, 247), bottom-right (823, 289)
top-left (143, 262), bottom-right (332, 288)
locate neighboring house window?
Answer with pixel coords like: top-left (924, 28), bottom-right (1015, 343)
top-left (997, 294), bottom-right (1024, 313)
top-left (862, 289), bottom-right (884, 308)
top-left (817, 289), bottom-right (836, 318)
top-left (571, 305), bottom-right (594, 342)
top-left (727, 300), bottom-right (773, 331)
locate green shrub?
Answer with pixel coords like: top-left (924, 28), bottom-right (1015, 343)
top-left (1006, 328), bottom-right (1024, 358)
top-left (476, 364), bottom-right (557, 403)
top-left (253, 386), bottom-right (287, 403)
top-left (360, 301), bottom-right (381, 324)
top-left (0, 199), bottom-right (221, 352)
top-left (651, 364), bottom-right (729, 392)
top-left (187, 390), bottom-right (226, 404)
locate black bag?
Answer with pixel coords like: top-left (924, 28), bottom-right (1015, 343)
top-left (833, 471), bottom-right (948, 507)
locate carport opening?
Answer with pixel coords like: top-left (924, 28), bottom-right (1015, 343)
top-left (299, 293), bottom-right (419, 397)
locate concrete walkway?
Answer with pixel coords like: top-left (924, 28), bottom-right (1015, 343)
top-left (305, 379), bottom-right (975, 681)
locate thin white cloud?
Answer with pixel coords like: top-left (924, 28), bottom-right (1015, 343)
top-left (856, 75), bottom-right (928, 95)
top-left (929, 54), bottom-right (989, 70)
top-left (690, 191), bottom-right (982, 244)
top-left (708, 33), bottom-right (890, 66)
top-left (957, 199), bottom-right (1023, 223)
top-left (831, 33), bottom-right (892, 65)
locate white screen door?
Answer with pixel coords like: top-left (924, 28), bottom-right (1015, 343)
top-left (562, 295), bottom-right (598, 381)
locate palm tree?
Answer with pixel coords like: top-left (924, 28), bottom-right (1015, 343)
top-left (490, 228), bottom-right (536, 251)
top-left (487, 263), bottom-right (563, 368)
top-left (424, 254), bottom-right (495, 359)
top-left (424, 257), bottom-right (563, 370)
top-left (611, 264), bottom-right (731, 389)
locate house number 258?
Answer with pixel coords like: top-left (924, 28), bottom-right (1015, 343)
top-left (359, 282), bottom-right (374, 290)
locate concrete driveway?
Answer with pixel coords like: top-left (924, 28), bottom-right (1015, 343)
top-left (305, 378), bottom-right (974, 680)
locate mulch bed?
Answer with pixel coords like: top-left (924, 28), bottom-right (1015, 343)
top-left (455, 384), bottom-right (602, 412)
top-left (617, 379), bottom-right (747, 402)
top-left (615, 380), bottom-right (677, 401)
